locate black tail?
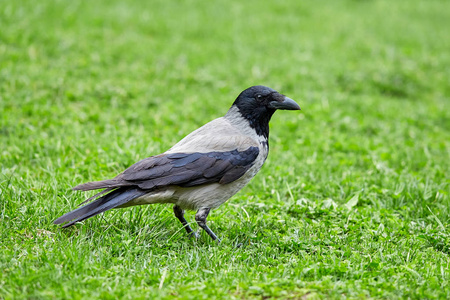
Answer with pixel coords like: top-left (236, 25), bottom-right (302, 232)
top-left (54, 187), bottom-right (146, 227)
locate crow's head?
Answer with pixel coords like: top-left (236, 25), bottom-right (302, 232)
top-left (229, 86), bottom-right (300, 137)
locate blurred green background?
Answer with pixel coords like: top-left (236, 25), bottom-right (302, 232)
top-left (1, 0), bottom-right (449, 299)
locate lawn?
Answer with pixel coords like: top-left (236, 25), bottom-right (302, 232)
top-left (1, 0), bottom-right (450, 298)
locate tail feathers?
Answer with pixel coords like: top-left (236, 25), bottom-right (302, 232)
top-left (72, 179), bottom-right (127, 191)
top-left (54, 187), bottom-right (146, 227)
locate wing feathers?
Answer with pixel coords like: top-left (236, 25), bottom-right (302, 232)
top-left (219, 166), bottom-right (249, 184)
top-left (77, 187), bottom-right (114, 206)
top-left (203, 159), bottom-right (230, 178)
top-left (137, 169), bottom-right (204, 190)
top-left (71, 147), bottom-right (260, 194)
top-left (123, 163), bottom-right (174, 181)
top-left (72, 179), bottom-right (125, 191)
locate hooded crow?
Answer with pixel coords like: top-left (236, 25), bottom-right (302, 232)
top-left (54, 85), bottom-right (301, 241)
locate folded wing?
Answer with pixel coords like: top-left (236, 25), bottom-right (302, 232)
top-left (73, 146), bottom-right (260, 191)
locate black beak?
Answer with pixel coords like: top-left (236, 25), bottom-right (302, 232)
top-left (269, 96), bottom-right (301, 110)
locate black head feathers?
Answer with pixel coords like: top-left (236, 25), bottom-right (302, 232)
top-left (230, 86), bottom-right (300, 138)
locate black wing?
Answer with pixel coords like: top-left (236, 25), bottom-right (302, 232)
top-left (73, 147), bottom-right (260, 191)
top-left (58, 147), bottom-right (259, 227)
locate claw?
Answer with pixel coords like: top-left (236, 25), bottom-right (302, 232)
top-left (195, 208), bottom-right (221, 242)
top-left (189, 231), bottom-right (200, 239)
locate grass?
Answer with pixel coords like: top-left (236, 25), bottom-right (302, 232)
top-left (1, 0), bottom-right (450, 298)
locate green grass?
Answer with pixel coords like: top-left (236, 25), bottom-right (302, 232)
top-left (1, 0), bottom-right (450, 298)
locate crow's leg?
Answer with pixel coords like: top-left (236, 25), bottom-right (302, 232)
top-left (195, 207), bottom-right (221, 242)
top-left (173, 205), bottom-right (198, 238)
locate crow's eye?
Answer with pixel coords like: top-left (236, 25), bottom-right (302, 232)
top-left (256, 94), bottom-right (263, 100)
